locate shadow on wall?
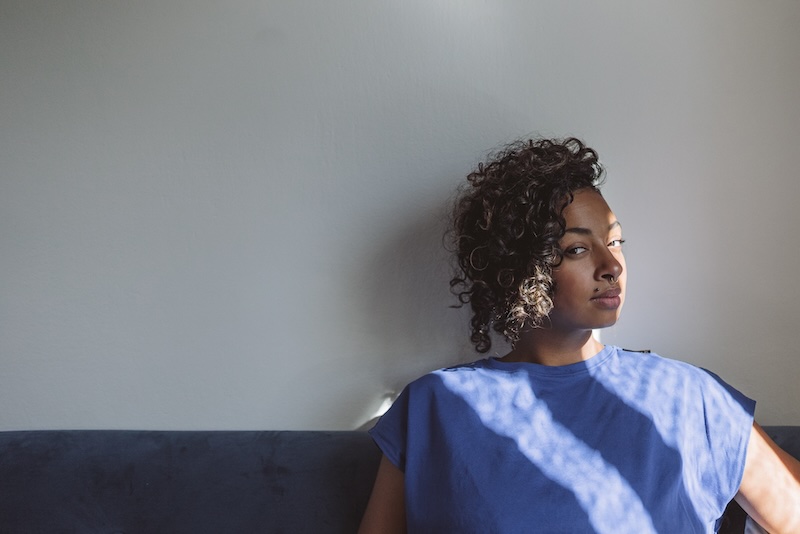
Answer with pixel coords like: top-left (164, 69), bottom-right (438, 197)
top-left (353, 195), bottom-right (476, 427)
top-left (307, 73), bottom-right (528, 429)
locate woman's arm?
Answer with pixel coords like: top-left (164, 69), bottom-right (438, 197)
top-left (735, 422), bottom-right (800, 533)
top-left (358, 454), bottom-right (407, 534)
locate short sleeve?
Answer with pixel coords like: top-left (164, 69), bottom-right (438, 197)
top-left (698, 368), bottom-right (756, 511)
top-left (368, 386), bottom-right (410, 471)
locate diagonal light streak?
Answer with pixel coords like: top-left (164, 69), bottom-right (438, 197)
top-left (440, 369), bottom-right (658, 534)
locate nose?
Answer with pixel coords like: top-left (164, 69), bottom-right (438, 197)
top-left (596, 247), bottom-right (623, 284)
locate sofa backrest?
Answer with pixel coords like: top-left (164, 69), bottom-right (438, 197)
top-left (0, 430), bottom-right (381, 533)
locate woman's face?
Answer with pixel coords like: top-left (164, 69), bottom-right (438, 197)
top-left (547, 188), bottom-right (626, 333)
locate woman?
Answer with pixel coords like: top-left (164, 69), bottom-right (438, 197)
top-left (359, 138), bottom-right (800, 533)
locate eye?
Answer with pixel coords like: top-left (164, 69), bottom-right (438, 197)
top-left (565, 246), bottom-right (588, 255)
top-left (609, 239), bottom-right (626, 248)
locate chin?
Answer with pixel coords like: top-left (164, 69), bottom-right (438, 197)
top-left (593, 316), bottom-right (621, 329)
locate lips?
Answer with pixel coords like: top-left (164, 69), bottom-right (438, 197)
top-left (591, 287), bottom-right (622, 309)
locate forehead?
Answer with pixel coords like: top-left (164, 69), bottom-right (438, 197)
top-left (562, 189), bottom-right (618, 229)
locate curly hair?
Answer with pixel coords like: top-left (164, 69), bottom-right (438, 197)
top-left (449, 137), bottom-right (605, 353)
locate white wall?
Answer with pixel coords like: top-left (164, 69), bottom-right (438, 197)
top-left (1, 0), bottom-right (798, 430)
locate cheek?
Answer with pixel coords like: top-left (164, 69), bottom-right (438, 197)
top-left (552, 263), bottom-right (588, 288)
top-left (550, 271), bottom-right (582, 304)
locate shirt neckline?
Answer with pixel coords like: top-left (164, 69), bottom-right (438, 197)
top-left (485, 344), bottom-right (617, 376)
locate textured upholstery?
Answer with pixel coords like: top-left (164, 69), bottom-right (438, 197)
top-left (0, 430), bottom-right (380, 533)
top-left (0, 427), bottom-right (797, 533)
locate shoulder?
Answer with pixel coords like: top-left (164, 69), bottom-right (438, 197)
top-left (372, 358), bottom-right (496, 442)
top-left (411, 358), bottom-right (494, 381)
top-left (611, 346), bottom-right (724, 385)
top-left (609, 345), bottom-right (755, 421)
top-left (388, 357), bottom-right (515, 414)
top-left (613, 346), bottom-right (692, 368)
top-left (402, 358), bottom-right (494, 394)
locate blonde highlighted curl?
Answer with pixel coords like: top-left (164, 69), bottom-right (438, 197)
top-left (448, 137), bottom-right (604, 353)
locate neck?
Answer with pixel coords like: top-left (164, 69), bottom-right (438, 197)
top-left (501, 328), bottom-right (604, 366)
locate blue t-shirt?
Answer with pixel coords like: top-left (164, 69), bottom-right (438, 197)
top-left (370, 345), bottom-right (755, 533)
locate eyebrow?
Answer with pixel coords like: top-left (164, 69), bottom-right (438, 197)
top-left (564, 221), bottom-right (622, 235)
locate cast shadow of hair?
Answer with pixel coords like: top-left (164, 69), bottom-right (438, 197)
top-left (356, 196), bottom-right (473, 395)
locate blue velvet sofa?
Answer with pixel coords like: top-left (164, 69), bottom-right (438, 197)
top-left (0, 427), bottom-right (797, 533)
